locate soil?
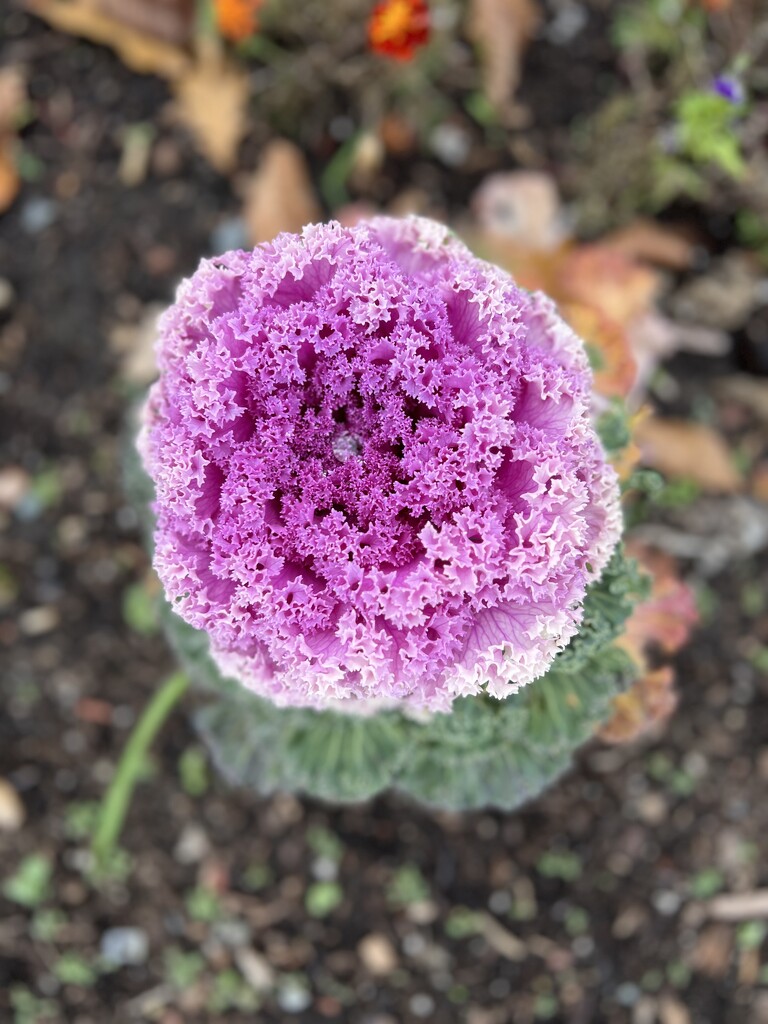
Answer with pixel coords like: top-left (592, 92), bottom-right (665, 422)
top-left (1, 6), bottom-right (768, 1024)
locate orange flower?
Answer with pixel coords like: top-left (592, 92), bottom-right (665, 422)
top-left (215, 0), bottom-right (262, 42)
top-left (368, 0), bottom-right (430, 61)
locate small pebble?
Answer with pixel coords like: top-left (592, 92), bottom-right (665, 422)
top-left (358, 933), bottom-right (398, 976)
top-left (100, 926), bottom-right (149, 967)
top-left (615, 982), bottom-right (641, 1007)
top-left (653, 890), bottom-right (682, 917)
top-left (234, 947), bottom-right (275, 993)
top-left (20, 197), bottom-right (58, 234)
top-left (430, 123), bottom-right (471, 167)
top-left (637, 792), bottom-right (667, 826)
top-left (488, 889), bottom-right (512, 914)
top-left (402, 932), bottom-right (426, 957)
top-left (173, 823), bottom-right (211, 865)
top-left (311, 855), bottom-right (339, 882)
top-left (277, 978), bottom-right (312, 1014)
top-left (18, 606), bottom-right (59, 636)
top-left (546, 4), bottom-right (588, 45)
top-left (409, 993), bottom-right (436, 1018)
top-left (212, 919), bottom-right (251, 948)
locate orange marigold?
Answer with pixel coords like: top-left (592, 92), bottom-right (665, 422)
top-left (215, 0), bottom-right (262, 42)
top-left (368, 0), bottom-right (430, 61)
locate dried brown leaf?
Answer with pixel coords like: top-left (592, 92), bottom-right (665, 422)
top-left (171, 53), bottom-right (250, 173)
top-left (599, 667), bottom-right (678, 744)
top-left (636, 418), bottom-right (743, 494)
top-left (24, 0), bottom-right (191, 79)
top-left (244, 139), bottom-right (320, 245)
top-left (560, 244), bottom-right (661, 328)
top-left (560, 301), bottom-right (637, 399)
top-left (98, 0), bottom-right (194, 46)
top-left (467, 0), bottom-right (539, 110)
top-left (604, 218), bottom-right (695, 271)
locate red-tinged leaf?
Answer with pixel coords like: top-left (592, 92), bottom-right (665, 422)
top-left (599, 667), bottom-right (678, 744)
top-left (621, 543), bottom-right (700, 664)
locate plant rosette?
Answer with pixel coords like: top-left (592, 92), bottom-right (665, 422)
top-left (131, 215), bottom-right (648, 810)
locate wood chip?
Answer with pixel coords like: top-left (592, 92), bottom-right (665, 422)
top-left (707, 890), bottom-right (768, 921)
top-left (479, 912), bottom-right (527, 961)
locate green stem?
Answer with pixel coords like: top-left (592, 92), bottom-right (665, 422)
top-left (92, 672), bottom-right (190, 866)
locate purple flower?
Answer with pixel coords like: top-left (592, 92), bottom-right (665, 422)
top-left (139, 217), bottom-right (621, 711)
top-left (713, 75), bottom-right (745, 105)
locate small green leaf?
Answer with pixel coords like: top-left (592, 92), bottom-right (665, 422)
top-left (536, 850), bottom-right (582, 882)
top-left (305, 881), bottom-right (343, 918)
top-left (387, 864), bottom-right (430, 907)
top-left (3, 854), bottom-right (52, 908)
top-left (178, 746), bottom-right (210, 797)
top-left (54, 953), bottom-right (97, 987)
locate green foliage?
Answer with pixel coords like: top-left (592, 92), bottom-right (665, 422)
top-left (31, 909), bottom-right (66, 943)
top-left (387, 864), bottom-right (430, 907)
top-left (64, 801), bottom-right (99, 842)
top-left (444, 906), bottom-right (483, 939)
top-left (185, 886), bottom-right (222, 923)
top-left (207, 969), bottom-right (261, 1014)
top-left (613, 0), bottom-right (703, 56)
top-left (737, 211), bottom-right (768, 266)
top-left (178, 746), bottom-right (210, 797)
top-left (690, 868), bottom-right (724, 900)
top-left (536, 849), bottom-right (582, 882)
top-left (736, 921), bottom-right (767, 952)
top-left (10, 987), bottom-right (57, 1024)
top-left (305, 881), bottom-right (343, 917)
top-left (53, 953), bottom-right (98, 988)
top-left (85, 847), bottom-right (133, 888)
top-left (675, 90), bottom-right (746, 179)
top-left (122, 581), bottom-right (160, 635)
top-left (164, 947), bottom-right (205, 989)
top-left (597, 400), bottom-right (631, 456)
top-left (3, 854), bottom-right (52, 908)
top-left (614, 0), bottom-right (696, 56)
top-left (241, 861), bottom-right (273, 892)
top-left (306, 826), bottom-right (344, 863)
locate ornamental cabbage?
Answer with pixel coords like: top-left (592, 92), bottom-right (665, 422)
top-left (139, 216), bottom-right (622, 715)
